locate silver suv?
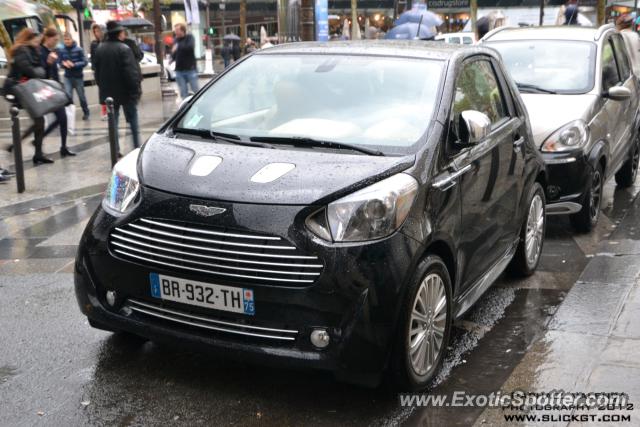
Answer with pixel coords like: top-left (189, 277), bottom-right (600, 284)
top-left (484, 25), bottom-right (640, 231)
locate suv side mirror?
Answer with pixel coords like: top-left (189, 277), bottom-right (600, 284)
top-left (605, 86), bottom-right (632, 101)
top-left (456, 110), bottom-right (491, 145)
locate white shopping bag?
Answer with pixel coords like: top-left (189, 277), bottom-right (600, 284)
top-left (66, 104), bottom-right (76, 136)
top-left (43, 112), bottom-right (55, 129)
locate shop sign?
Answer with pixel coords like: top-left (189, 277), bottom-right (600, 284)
top-left (315, 0), bottom-right (329, 42)
top-left (428, 0), bottom-right (470, 9)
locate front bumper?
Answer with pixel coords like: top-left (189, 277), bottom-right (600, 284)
top-left (542, 150), bottom-right (593, 214)
top-left (74, 186), bottom-right (423, 385)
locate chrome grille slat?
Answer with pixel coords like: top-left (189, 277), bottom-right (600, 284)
top-left (109, 218), bottom-right (323, 286)
top-left (114, 249), bottom-right (316, 283)
top-left (129, 299), bottom-right (298, 334)
top-left (112, 241), bottom-right (321, 276)
top-left (139, 218), bottom-right (282, 241)
top-left (113, 229), bottom-right (317, 260)
top-left (129, 223), bottom-right (297, 250)
top-left (111, 234), bottom-right (323, 268)
top-left (126, 301), bottom-right (296, 341)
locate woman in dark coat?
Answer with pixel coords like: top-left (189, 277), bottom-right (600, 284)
top-left (8, 28), bottom-right (53, 164)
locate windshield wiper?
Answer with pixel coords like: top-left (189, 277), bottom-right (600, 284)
top-left (172, 128), bottom-right (275, 149)
top-left (249, 136), bottom-right (385, 156)
top-left (516, 83), bottom-right (557, 94)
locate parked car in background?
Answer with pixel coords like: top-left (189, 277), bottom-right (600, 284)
top-left (435, 32), bottom-right (475, 45)
top-left (74, 41), bottom-right (546, 390)
top-left (484, 25), bottom-right (640, 231)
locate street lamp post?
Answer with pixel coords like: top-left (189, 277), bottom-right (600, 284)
top-left (351, 0), bottom-right (357, 39)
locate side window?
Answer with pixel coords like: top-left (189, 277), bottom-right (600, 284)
top-left (450, 37), bottom-right (461, 44)
top-left (611, 35), bottom-right (631, 80)
top-left (452, 59), bottom-right (509, 138)
top-left (602, 39), bottom-right (621, 91)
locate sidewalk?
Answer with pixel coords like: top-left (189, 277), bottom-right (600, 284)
top-left (0, 96), bottom-right (181, 208)
top-left (475, 194), bottom-right (640, 425)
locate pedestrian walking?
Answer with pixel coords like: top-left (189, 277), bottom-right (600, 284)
top-left (232, 40), bottom-right (241, 61)
top-left (93, 20), bottom-right (142, 156)
top-left (171, 23), bottom-right (199, 99)
top-left (60, 33), bottom-right (90, 120)
top-left (6, 28), bottom-right (53, 164)
top-left (21, 27), bottom-right (75, 157)
top-left (90, 23), bottom-right (108, 121)
top-left (221, 41), bottom-right (232, 68)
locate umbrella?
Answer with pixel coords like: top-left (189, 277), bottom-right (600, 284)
top-left (119, 17), bottom-right (154, 29)
top-left (223, 33), bottom-right (241, 41)
top-left (395, 5), bottom-right (443, 27)
top-left (385, 22), bottom-right (436, 40)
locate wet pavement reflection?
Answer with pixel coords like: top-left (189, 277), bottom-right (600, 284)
top-left (1, 138), bottom-right (639, 425)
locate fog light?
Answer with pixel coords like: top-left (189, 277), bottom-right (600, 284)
top-left (310, 329), bottom-right (330, 349)
top-left (106, 290), bottom-right (117, 307)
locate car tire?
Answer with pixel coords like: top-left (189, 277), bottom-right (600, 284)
top-left (570, 163), bottom-right (604, 233)
top-left (390, 255), bottom-right (452, 391)
top-left (615, 139), bottom-right (639, 188)
top-left (508, 182), bottom-right (546, 277)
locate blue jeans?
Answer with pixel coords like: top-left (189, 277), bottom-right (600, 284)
top-left (175, 69), bottom-right (199, 98)
top-left (64, 76), bottom-right (90, 116)
top-left (114, 102), bottom-right (140, 152)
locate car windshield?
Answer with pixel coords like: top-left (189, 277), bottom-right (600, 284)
top-left (177, 54), bottom-right (444, 154)
top-left (487, 40), bottom-right (596, 94)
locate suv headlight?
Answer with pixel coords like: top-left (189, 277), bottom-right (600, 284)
top-left (541, 120), bottom-right (589, 152)
top-left (103, 149), bottom-right (140, 213)
top-left (306, 173), bottom-right (418, 242)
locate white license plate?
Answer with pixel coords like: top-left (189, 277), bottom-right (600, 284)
top-left (149, 273), bottom-right (255, 315)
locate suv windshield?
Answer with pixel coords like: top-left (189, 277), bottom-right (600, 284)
top-left (177, 54), bottom-right (444, 154)
top-left (487, 40), bottom-right (596, 94)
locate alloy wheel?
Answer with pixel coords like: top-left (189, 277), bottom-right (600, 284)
top-left (525, 194), bottom-right (544, 267)
top-left (589, 170), bottom-right (602, 222)
top-left (408, 273), bottom-right (447, 376)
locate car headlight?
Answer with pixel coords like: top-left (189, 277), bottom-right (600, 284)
top-left (306, 173), bottom-right (418, 242)
top-left (541, 120), bottom-right (589, 152)
top-left (103, 149), bottom-right (140, 213)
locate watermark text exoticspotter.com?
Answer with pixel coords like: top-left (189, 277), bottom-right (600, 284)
top-left (399, 390), bottom-right (633, 411)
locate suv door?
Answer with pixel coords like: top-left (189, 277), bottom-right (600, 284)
top-left (448, 57), bottom-right (524, 290)
top-left (610, 34), bottom-right (638, 172)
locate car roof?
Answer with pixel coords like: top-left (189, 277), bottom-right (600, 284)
top-left (255, 40), bottom-right (493, 61)
top-left (484, 25), bottom-right (603, 42)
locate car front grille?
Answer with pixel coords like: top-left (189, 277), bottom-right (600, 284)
top-left (109, 218), bottom-right (323, 286)
top-left (125, 298), bottom-right (298, 341)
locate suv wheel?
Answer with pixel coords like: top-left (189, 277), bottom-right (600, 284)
top-left (615, 140), bottom-right (639, 188)
top-left (391, 255), bottom-right (452, 391)
top-left (570, 163), bottom-right (603, 232)
top-left (508, 183), bottom-right (546, 276)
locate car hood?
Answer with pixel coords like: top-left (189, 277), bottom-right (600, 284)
top-left (521, 93), bottom-right (600, 147)
top-left (139, 135), bottom-right (415, 205)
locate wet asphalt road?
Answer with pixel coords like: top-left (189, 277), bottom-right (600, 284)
top-left (1, 158), bottom-right (639, 426)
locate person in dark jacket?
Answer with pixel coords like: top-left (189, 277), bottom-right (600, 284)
top-left (21, 27), bottom-right (75, 157)
top-left (60, 33), bottom-right (90, 120)
top-left (90, 23), bottom-right (108, 120)
top-left (564, 4), bottom-right (579, 25)
top-left (171, 23), bottom-right (199, 99)
top-left (232, 40), bottom-right (241, 61)
top-left (221, 41), bottom-right (232, 68)
top-left (7, 28), bottom-right (53, 165)
top-left (94, 20), bottom-right (142, 154)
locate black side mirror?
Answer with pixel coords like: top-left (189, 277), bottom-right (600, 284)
top-left (454, 110), bottom-right (491, 146)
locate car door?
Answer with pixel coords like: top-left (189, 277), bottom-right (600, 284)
top-left (601, 36), bottom-right (628, 171)
top-left (610, 34), bottom-right (638, 171)
top-left (448, 57), bottom-right (524, 290)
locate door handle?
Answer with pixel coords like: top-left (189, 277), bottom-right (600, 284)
top-left (432, 164), bottom-right (473, 190)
